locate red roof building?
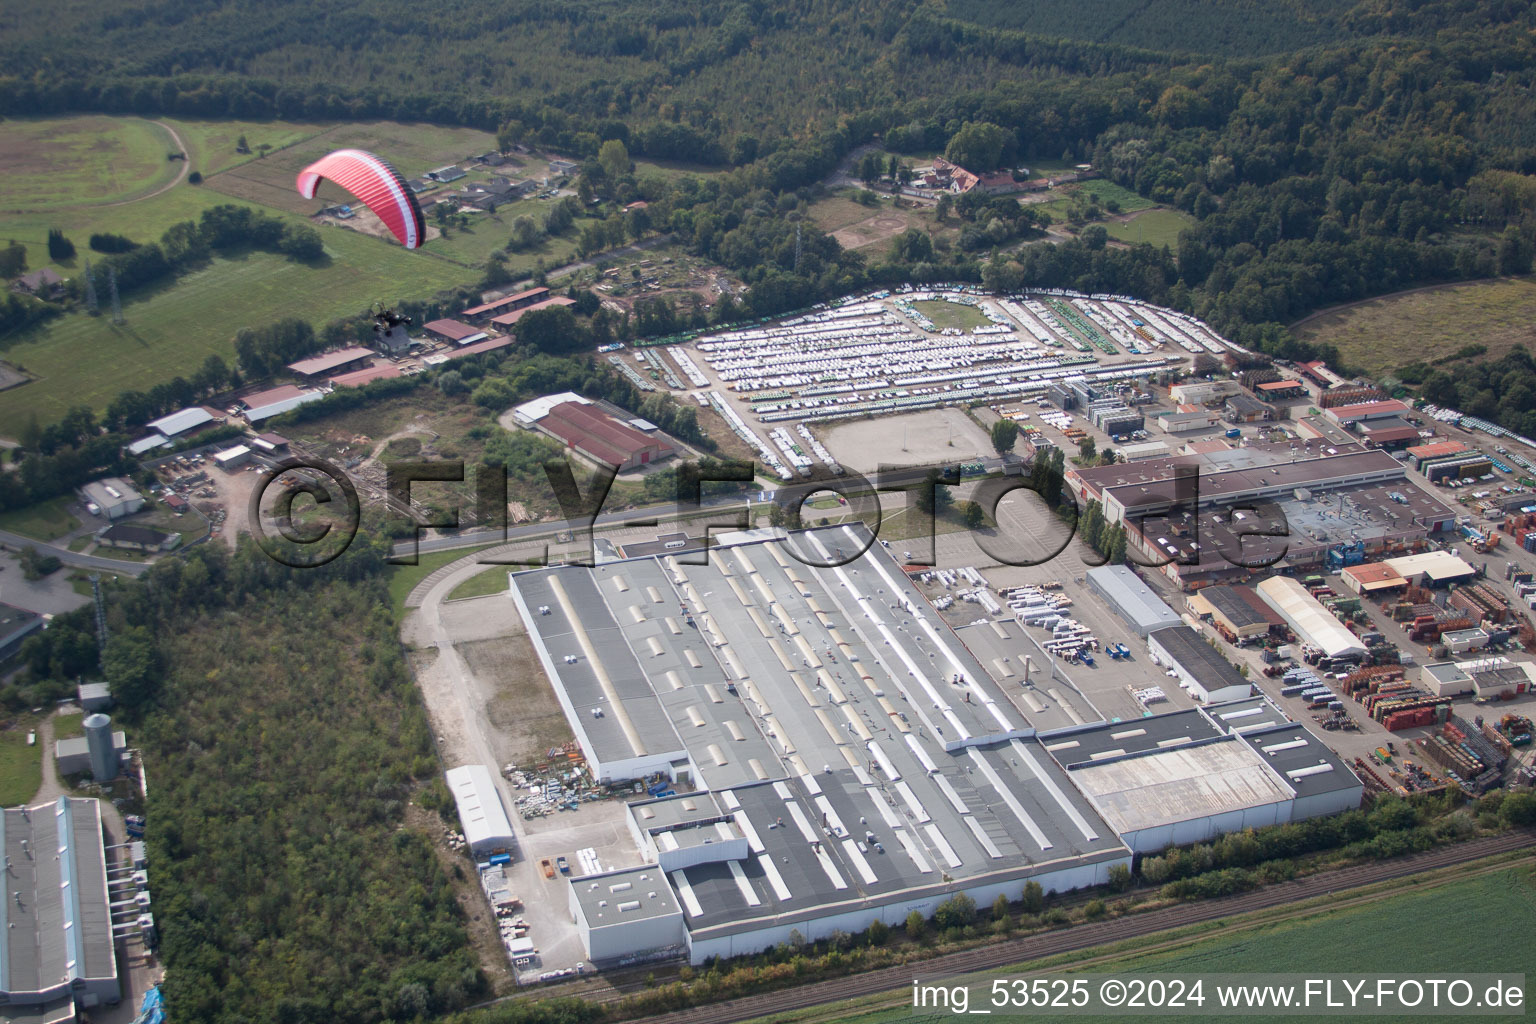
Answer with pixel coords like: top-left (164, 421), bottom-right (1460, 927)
top-left (329, 364), bottom-right (402, 388)
top-left (489, 296), bottom-right (577, 328)
top-left (462, 286), bottom-right (550, 320)
top-left (423, 318), bottom-right (486, 343)
top-left (286, 346), bottom-right (375, 378)
top-left (240, 384), bottom-right (305, 409)
top-left (533, 399), bottom-right (675, 471)
top-left (445, 335), bottom-right (514, 359)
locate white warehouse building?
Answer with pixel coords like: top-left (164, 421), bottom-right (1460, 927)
top-left (445, 765), bottom-right (516, 859)
top-left (1256, 576), bottom-right (1368, 662)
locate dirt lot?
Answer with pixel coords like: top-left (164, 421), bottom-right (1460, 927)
top-left (824, 407), bottom-right (992, 472)
top-left (458, 634), bottom-right (574, 766)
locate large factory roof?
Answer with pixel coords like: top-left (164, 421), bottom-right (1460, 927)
top-left (1256, 577), bottom-right (1368, 659)
top-left (1066, 738), bottom-right (1293, 836)
top-left (0, 798), bottom-right (116, 1004)
top-left (511, 525), bottom-right (1131, 938)
top-left (571, 865), bottom-right (683, 926)
top-left (1147, 625), bottom-right (1250, 695)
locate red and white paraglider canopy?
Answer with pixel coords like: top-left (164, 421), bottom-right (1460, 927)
top-left (295, 148), bottom-right (426, 250)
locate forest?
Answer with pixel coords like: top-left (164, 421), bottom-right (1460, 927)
top-left (105, 538), bottom-right (482, 1024)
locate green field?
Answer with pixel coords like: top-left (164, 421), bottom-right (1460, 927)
top-left (203, 120), bottom-right (498, 220)
top-left (0, 720), bottom-right (43, 806)
top-left (385, 542), bottom-right (502, 619)
top-left (803, 862), bottom-right (1536, 1024)
top-left (1293, 276), bottom-right (1536, 377)
top-left (0, 495), bottom-right (80, 540)
top-left (913, 299), bottom-right (992, 331)
top-left (446, 564), bottom-right (513, 601)
top-left (1074, 178), bottom-right (1157, 213)
top-left (0, 116), bottom-right (503, 438)
top-left (165, 117), bottom-right (329, 178)
top-left (0, 219), bottom-right (467, 436)
top-left (1106, 207), bottom-right (1195, 248)
top-left (0, 116), bottom-right (179, 213)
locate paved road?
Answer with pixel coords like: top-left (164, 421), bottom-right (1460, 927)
top-left (392, 457), bottom-right (1012, 559)
top-left (0, 529), bottom-right (152, 576)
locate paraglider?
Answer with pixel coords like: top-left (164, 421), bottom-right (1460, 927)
top-left (295, 149), bottom-right (425, 250)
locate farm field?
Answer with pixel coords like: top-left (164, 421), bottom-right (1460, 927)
top-left (1105, 207), bottom-right (1195, 248)
top-left (0, 116), bottom-right (178, 211)
top-left (794, 861), bottom-right (1536, 1024)
top-left (203, 120), bottom-right (498, 219)
top-left (1293, 275), bottom-right (1536, 377)
top-left (0, 223), bottom-right (466, 436)
top-left (165, 117), bottom-right (330, 178)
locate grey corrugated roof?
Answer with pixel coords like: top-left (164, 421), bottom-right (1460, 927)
top-left (1148, 625), bottom-right (1249, 695)
top-left (1, 798), bottom-right (117, 1003)
top-left (1086, 565), bottom-right (1182, 635)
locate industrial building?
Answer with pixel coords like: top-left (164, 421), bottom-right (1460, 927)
top-left (1168, 380), bottom-right (1244, 405)
top-left (1156, 405), bottom-right (1221, 434)
top-left (213, 445), bottom-right (253, 470)
top-left (1186, 585), bottom-right (1273, 639)
top-left (513, 393), bottom-right (675, 471)
top-left (445, 765), bottom-right (516, 859)
top-left (0, 797), bottom-right (120, 1016)
top-left (1146, 626), bottom-right (1253, 703)
top-left (145, 406), bottom-right (215, 439)
top-left (96, 523), bottom-right (180, 553)
top-left (1421, 657), bottom-right (1536, 698)
top-left (55, 714), bottom-right (125, 780)
top-left (1325, 399), bottom-right (1414, 426)
top-left (1340, 563), bottom-right (1408, 596)
top-left (1384, 551), bottom-right (1477, 588)
top-left (0, 602), bottom-right (45, 661)
top-left (1085, 565), bottom-right (1182, 636)
top-left (510, 526), bottom-right (1132, 964)
top-left (1041, 701), bottom-right (1361, 852)
top-left (285, 345), bottom-right (375, 379)
top-left (239, 384), bottom-right (326, 424)
top-left (1256, 577), bottom-right (1368, 662)
top-left (462, 286), bottom-right (550, 322)
top-left (423, 319), bottom-right (488, 346)
top-left (80, 477), bottom-right (144, 521)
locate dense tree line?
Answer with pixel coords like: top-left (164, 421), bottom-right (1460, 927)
top-left (1402, 347), bottom-right (1536, 438)
top-left (85, 538), bottom-right (485, 1024)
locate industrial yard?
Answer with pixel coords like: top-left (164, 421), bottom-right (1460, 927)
top-left (399, 284), bottom-right (1536, 989)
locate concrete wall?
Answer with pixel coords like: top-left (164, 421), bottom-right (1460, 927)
top-left (1291, 785), bottom-right (1363, 823)
top-left (1121, 800), bottom-right (1292, 854)
top-left (570, 883), bottom-right (687, 963)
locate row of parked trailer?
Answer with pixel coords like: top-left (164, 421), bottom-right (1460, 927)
top-left (705, 390), bottom-right (794, 480)
top-left (1278, 666), bottom-right (1344, 712)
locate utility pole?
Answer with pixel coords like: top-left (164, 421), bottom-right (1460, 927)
top-left (108, 266), bottom-right (123, 324)
top-left (90, 575), bottom-right (108, 668)
top-left (83, 259), bottom-right (99, 315)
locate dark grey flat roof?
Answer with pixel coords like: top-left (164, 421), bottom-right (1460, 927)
top-left (1237, 724), bottom-right (1361, 798)
top-left (1200, 585), bottom-right (1270, 629)
top-left (1149, 625), bottom-right (1249, 693)
top-left (1040, 708), bottom-right (1221, 767)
